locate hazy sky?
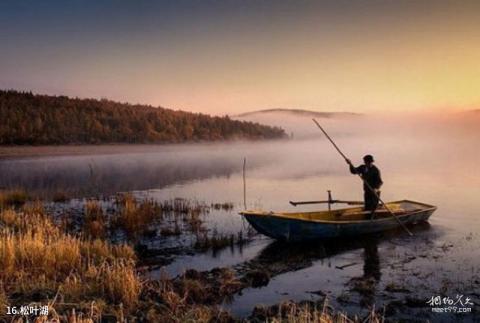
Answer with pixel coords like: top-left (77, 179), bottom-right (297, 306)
top-left (1, 0), bottom-right (479, 115)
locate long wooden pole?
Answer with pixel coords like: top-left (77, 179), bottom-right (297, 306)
top-left (312, 118), bottom-right (413, 236)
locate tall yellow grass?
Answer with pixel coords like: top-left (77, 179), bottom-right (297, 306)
top-left (0, 282), bottom-right (7, 310)
top-left (83, 200), bottom-right (107, 239)
top-left (0, 206), bottom-right (141, 315)
top-left (116, 194), bottom-right (159, 239)
top-left (263, 300), bottom-right (383, 323)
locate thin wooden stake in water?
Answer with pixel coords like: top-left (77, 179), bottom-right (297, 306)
top-left (243, 157), bottom-right (247, 210)
top-left (312, 118), bottom-right (413, 236)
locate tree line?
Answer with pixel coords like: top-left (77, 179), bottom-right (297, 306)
top-left (0, 90), bottom-right (286, 145)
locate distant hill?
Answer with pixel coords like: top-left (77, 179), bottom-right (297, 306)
top-left (235, 108), bottom-right (362, 118)
top-left (0, 90), bottom-right (286, 145)
top-left (234, 108), bottom-right (362, 139)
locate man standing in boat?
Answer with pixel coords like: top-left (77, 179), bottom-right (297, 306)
top-left (346, 155), bottom-right (383, 212)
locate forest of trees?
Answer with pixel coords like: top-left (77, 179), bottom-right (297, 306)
top-left (0, 90), bottom-right (286, 145)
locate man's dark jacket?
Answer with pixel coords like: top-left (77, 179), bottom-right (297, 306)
top-left (349, 164), bottom-right (383, 191)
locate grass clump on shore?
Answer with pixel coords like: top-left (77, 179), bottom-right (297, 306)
top-left (0, 283), bottom-right (7, 311)
top-left (83, 200), bottom-right (107, 239)
top-left (252, 299), bottom-right (383, 323)
top-left (0, 205), bottom-right (141, 320)
top-left (114, 194), bottom-right (162, 239)
top-left (139, 269), bottom-right (238, 322)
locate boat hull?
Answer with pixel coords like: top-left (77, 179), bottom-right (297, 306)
top-left (241, 201), bottom-right (436, 241)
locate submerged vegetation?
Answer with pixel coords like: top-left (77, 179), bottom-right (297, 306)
top-left (194, 230), bottom-right (249, 252)
top-left (0, 90), bottom-right (286, 145)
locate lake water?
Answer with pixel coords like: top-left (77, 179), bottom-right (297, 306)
top-left (1, 115), bottom-right (479, 321)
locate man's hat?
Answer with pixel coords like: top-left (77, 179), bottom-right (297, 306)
top-left (363, 154), bottom-right (374, 163)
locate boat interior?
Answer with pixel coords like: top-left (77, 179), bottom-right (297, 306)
top-left (244, 200), bottom-right (435, 222)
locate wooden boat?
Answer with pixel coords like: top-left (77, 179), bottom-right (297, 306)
top-left (240, 200), bottom-right (436, 241)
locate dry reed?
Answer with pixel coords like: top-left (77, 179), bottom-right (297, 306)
top-left (259, 299), bottom-right (383, 323)
top-left (115, 194), bottom-right (161, 239)
top-left (0, 206), bottom-right (141, 319)
top-left (83, 201), bottom-right (107, 239)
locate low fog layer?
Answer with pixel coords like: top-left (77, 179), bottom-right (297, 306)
top-left (234, 109), bottom-right (480, 139)
top-left (0, 111), bottom-right (479, 201)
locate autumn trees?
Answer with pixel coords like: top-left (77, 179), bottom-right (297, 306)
top-left (0, 90), bottom-right (286, 145)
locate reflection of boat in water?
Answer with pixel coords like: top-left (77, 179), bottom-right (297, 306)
top-left (236, 222), bottom-right (432, 282)
top-left (228, 221), bottom-right (436, 317)
top-left (240, 200), bottom-right (436, 241)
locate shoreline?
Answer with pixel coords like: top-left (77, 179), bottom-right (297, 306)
top-left (0, 139), bottom-right (289, 159)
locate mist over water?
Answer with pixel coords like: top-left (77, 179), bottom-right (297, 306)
top-left (1, 112), bottom-right (479, 320)
top-left (3, 112), bottom-right (478, 214)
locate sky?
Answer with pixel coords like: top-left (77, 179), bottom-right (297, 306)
top-left (1, 0), bottom-right (479, 115)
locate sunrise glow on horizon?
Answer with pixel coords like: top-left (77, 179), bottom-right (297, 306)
top-left (1, 0), bottom-right (479, 115)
